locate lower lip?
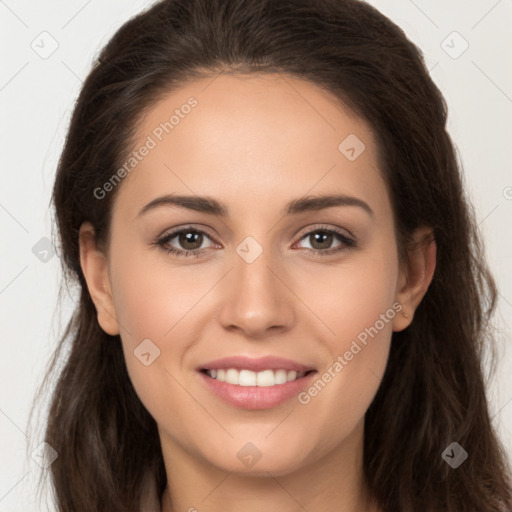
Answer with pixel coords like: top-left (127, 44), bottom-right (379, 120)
top-left (198, 370), bottom-right (317, 410)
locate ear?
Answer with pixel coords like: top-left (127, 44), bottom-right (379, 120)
top-left (78, 222), bottom-right (120, 336)
top-left (392, 226), bottom-right (437, 332)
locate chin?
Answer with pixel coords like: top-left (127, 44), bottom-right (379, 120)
top-left (199, 439), bottom-right (311, 477)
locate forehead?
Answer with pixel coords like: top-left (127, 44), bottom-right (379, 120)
top-left (115, 73), bottom-right (389, 220)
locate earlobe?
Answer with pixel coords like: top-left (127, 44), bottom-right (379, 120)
top-left (392, 227), bottom-right (437, 332)
top-left (78, 222), bottom-right (120, 336)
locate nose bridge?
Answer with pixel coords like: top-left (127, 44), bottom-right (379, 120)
top-left (216, 235), bottom-right (295, 335)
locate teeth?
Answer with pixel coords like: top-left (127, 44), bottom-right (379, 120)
top-left (239, 369), bottom-right (256, 386)
top-left (205, 368), bottom-right (307, 386)
top-left (275, 369), bottom-right (287, 384)
top-left (225, 368), bottom-right (239, 385)
top-left (257, 369), bottom-right (274, 387)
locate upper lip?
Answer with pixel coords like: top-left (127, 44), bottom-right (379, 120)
top-left (199, 355), bottom-right (316, 373)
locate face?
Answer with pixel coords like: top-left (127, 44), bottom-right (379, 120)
top-left (81, 73), bottom-right (423, 477)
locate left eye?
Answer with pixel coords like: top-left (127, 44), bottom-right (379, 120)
top-left (295, 229), bottom-right (354, 252)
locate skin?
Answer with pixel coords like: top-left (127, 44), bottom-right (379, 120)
top-left (79, 73), bottom-right (436, 512)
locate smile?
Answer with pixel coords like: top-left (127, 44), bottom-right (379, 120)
top-left (202, 368), bottom-right (315, 387)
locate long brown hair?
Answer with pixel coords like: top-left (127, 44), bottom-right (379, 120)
top-left (31, 0), bottom-right (512, 510)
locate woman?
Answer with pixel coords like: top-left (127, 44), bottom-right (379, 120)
top-left (34, 0), bottom-right (512, 510)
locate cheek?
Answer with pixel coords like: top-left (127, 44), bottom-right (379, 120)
top-left (107, 247), bottom-right (218, 421)
top-left (309, 235), bottom-right (399, 352)
top-left (296, 237), bottom-right (398, 427)
top-left (106, 247), bottom-right (177, 400)
top-left (110, 245), bottom-right (202, 343)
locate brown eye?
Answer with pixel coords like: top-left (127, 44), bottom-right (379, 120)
top-left (176, 231), bottom-right (204, 251)
top-left (155, 227), bottom-right (216, 257)
top-left (296, 228), bottom-right (355, 255)
top-left (308, 231), bottom-right (334, 250)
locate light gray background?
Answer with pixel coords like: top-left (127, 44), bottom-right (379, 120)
top-left (1, 1), bottom-right (511, 510)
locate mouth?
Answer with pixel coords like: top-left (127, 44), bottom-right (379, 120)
top-left (196, 355), bottom-right (318, 409)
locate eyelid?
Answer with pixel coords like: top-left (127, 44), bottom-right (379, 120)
top-left (157, 224), bottom-right (218, 241)
top-left (296, 223), bottom-right (355, 241)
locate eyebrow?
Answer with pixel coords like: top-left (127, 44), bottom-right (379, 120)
top-left (137, 193), bottom-right (374, 218)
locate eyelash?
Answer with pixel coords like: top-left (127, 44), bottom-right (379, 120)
top-left (153, 224), bottom-right (356, 259)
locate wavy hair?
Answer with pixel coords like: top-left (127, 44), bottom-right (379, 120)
top-left (31, 0), bottom-right (511, 510)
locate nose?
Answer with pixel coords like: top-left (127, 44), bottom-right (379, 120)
top-left (215, 246), bottom-right (296, 338)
